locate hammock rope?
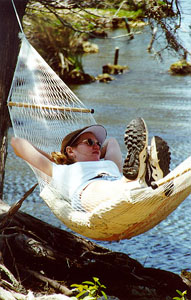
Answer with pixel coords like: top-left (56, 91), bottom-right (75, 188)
top-left (7, 34), bottom-right (95, 155)
top-left (11, 0), bottom-right (24, 34)
top-left (7, 32), bottom-right (191, 241)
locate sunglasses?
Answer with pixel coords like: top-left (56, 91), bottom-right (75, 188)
top-left (76, 138), bottom-right (102, 149)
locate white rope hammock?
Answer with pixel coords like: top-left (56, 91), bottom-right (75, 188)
top-left (7, 35), bottom-right (191, 241)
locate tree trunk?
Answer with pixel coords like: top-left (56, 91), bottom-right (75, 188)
top-left (0, 201), bottom-right (190, 300)
top-left (0, 0), bottom-right (28, 199)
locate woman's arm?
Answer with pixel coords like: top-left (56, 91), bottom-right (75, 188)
top-left (100, 137), bottom-right (123, 172)
top-left (11, 137), bottom-right (53, 177)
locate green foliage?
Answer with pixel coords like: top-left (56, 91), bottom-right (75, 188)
top-left (71, 277), bottom-right (107, 300)
top-left (157, 0), bottom-right (167, 6)
top-left (24, 12), bottom-right (73, 55)
top-left (23, 10), bottom-right (86, 79)
top-left (173, 290), bottom-right (187, 300)
top-left (88, 8), bottom-right (144, 20)
top-left (69, 55), bottom-right (84, 72)
top-left (23, 2), bottom-right (146, 79)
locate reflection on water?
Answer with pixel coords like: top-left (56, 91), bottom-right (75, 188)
top-left (4, 4), bottom-right (191, 274)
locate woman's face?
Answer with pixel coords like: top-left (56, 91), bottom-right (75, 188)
top-left (66, 132), bottom-right (101, 162)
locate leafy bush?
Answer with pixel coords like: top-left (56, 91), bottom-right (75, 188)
top-left (71, 277), bottom-right (107, 300)
top-left (173, 290), bottom-right (187, 300)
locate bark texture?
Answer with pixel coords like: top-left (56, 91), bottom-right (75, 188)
top-left (0, 0), bottom-right (28, 199)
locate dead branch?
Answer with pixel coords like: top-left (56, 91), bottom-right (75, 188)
top-left (0, 263), bottom-right (25, 293)
top-left (0, 183), bottom-right (38, 229)
top-left (27, 269), bottom-right (73, 296)
top-left (147, 26), bottom-right (158, 53)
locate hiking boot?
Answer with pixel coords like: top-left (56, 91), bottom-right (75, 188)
top-left (145, 136), bottom-right (171, 186)
top-left (123, 117), bottom-right (148, 180)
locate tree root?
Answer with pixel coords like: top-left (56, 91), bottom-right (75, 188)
top-left (0, 203), bottom-right (191, 300)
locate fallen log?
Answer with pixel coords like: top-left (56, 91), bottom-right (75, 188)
top-left (0, 200), bottom-right (190, 300)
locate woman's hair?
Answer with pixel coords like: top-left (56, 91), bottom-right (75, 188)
top-left (51, 135), bottom-right (80, 165)
top-left (51, 151), bottom-right (75, 165)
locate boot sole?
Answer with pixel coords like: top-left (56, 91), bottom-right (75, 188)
top-left (149, 136), bottom-right (171, 181)
top-left (123, 118), bottom-right (148, 180)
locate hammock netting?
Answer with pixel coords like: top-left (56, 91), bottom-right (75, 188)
top-left (7, 35), bottom-right (191, 241)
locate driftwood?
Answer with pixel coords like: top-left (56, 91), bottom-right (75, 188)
top-left (0, 199), bottom-right (191, 300)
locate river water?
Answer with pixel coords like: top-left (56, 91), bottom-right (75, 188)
top-left (4, 0), bottom-right (191, 274)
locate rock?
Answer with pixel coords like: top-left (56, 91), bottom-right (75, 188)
top-left (82, 41), bottom-right (99, 53)
top-left (102, 63), bottom-right (129, 75)
top-left (67, 69), bottom-right (95, 84)
top-left (169, 60), bottom-right (191, 75)
top-left (96, 73), bottom-right (114, 82)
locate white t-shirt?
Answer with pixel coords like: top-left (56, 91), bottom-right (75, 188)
top-left (51, 160), bottom-right (122, 202)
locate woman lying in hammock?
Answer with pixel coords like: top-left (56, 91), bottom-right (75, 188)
top-left (11, 118), bottom-right (171, 212)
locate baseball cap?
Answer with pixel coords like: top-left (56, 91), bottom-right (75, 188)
top-left (61, 124), bottom-right (107, 153)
